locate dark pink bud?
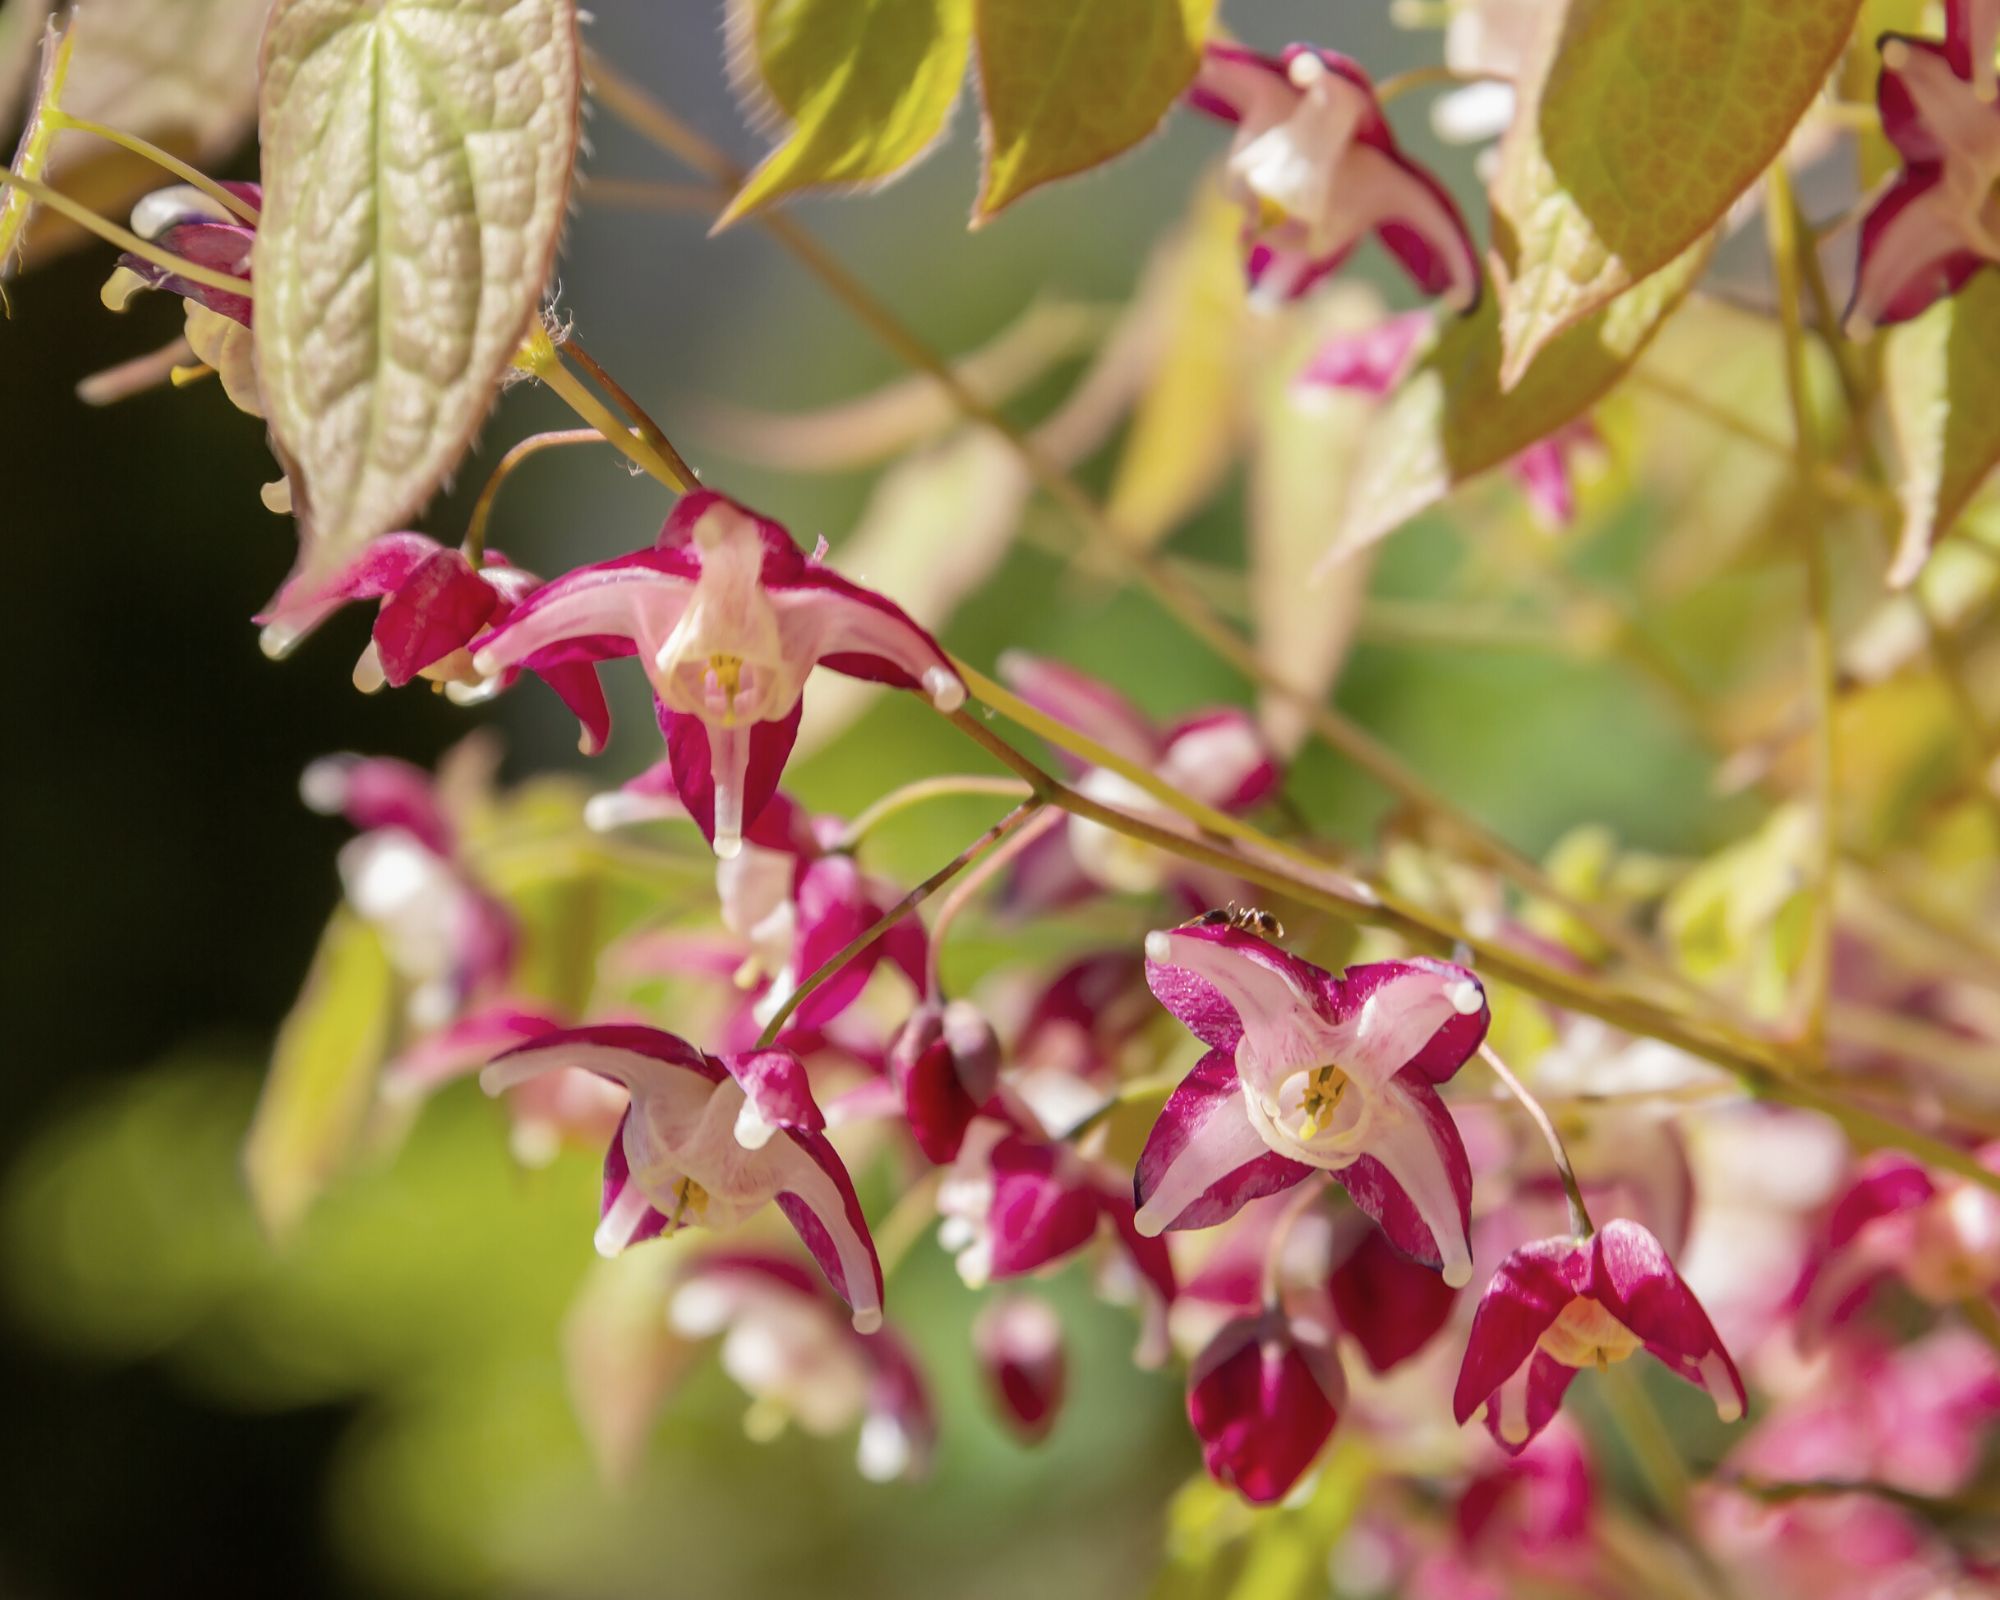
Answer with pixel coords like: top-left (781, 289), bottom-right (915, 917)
top-left (974, 1293), bottom-right (1067, 1444)
top-left (1187, 1310), bottom-right (1345, 1504)
top-left (890, 1001), bottom-right (1000, 1164)
top-left (1328, 1222), bottom-right (1460, 1373)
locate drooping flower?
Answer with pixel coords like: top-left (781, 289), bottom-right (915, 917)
top-left (1326, 1215), bottom-right (1461, 1374)
top-left (1187, 1306), bottom-right (1346, 1503)
top-left (997, 653), bottom-right (1278, 907)
top-left (1132, 922), bottom-right (1489, 1288)
top-left (301, 753), bottom-right (516, 1028)
top-left (1299, 312), bottom-right (1602, 532)
top-left (470, 491), bottom-right (966, 858)
top-left (100, 183), bottom-right (259, 413)
top-left (1845, 4), bottom-right (2000, 335)
top-left (1186, 44), bottom-right (1480, 308)
top-left (668, 1251), bottom-right (933, 1480)
top-left (481, 1025), bottom-right (885, 1330)
top-left (972, 1292), bottom-right (1067, 1444)
top-left (888, 999), bottom-right (1001, 1165)
top-left (259, 534), bottom-right (613, 753)
top-left (1452, 1219), bottom-right (1746, 1454)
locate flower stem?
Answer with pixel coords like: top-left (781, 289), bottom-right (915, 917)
top-left (560, 333), bottom-right (702, 491)
top-left (48, 113), bottom-right (260, 224)
top-left (923, 806), bottom-right (1062, 993)
top-left (754, 800), bottom-right (1046, 1048)
top-left (0, 170), bottom-right (253, 300)
top-left (838, 775), bottom-right (1034, 848)
top-left (462, 428), bottom-right (601, 567)
top-left (1373, 63), bottom-right (1508, 104)
top-left (513, 327), bottom-right (693, 492)
top-left (1598, 1362), bottom-right (1694, 1526)
top-left (1261, 1176), bottom-right (1330, 1307)
top-left (1480, 1043), bottom-right (1594, 1238)
top-left (1764, 161), bottom-right (1839, 1054)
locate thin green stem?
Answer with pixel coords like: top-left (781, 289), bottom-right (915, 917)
top-left (1481, 1043), bottom-right (1593, 1237)
top-left (839, 775), bottom-right (1033, 847)
top-left (561, 333), bottom-right (702, 491)
top-left (0, 170), bottom-right (253, 299)
top-left (923, 806), bottom-right (1062, 993)
top-left (754, 800), bottom-right (1047, 1048)
top-left (49, 113), bottom-right (260, 224)
top-left (1765, 162), bottom-right (1840, 1051)
top-left (1374, 63), bottom-right (1509, 104)
top-left (1598, 1363), bottom-right (1694, 1527)
top-left (462, 428), bottom-right (601, 567)
top-left (513, 328), bottom-right (693, 492)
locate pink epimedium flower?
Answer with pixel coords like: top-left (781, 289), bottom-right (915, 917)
top-left (469, 491), bottom-right (967, 858)
top-left (481, 1025), bottom-right (885, 1331)
top-left (997, 653), bottom-right (1279, 906)
top-left (668, 1251), bottom-right (934, 1480)
top-left (1132, 923), bottom-right (1489, 1288)
top-left (1452, 1219), bottom-right (1746, 1455)
top-left (1187, 44), bottom-right (1480, 308)
top-left (888, 999), bottom-right (1001, 1165)
top-left (1326, 1216), bottom-right (1461, 1374)
top-left (1846, 6), bottom-right (2000, 335)
top-left (260, 534), bottom-right (613, 755)
top-left (1188, 1306), bottom-right (1346, 1504)
top-left (972, 1291), bottom-right (1067, 1444)
top-left (1299, 313), bottom-right (1602, 533)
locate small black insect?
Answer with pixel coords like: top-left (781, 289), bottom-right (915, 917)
top-left (1184, 903), bottom-right (1286, 940)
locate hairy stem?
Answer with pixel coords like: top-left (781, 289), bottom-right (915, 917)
top-left (49, 113), bottom-right (260, 224)
top-left (839, 775), bottom-right (1034, 847)
top-left (462, 428), bottom-right (601, 567)
top-left (0, 170), bottom-right (252, 299)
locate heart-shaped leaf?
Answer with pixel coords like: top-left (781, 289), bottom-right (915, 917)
top-left (254, 0), bottom-right (580, 582)
top-left (719, 0), bottom-right (972, 227)
top-left (1333, 239), bottom-right (1710, 561)
top-left (243, 908), bottom-right (395, 1240)
top-left (973, 0), bottom-right (1214, 221)
top-left (1493, 0), bottom-right (1860, 387)
top-left (1883, 270), bottom-right (2000, 587)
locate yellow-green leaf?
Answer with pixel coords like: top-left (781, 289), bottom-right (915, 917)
top-left (243, 909), bottom-right (396, 1240)
top-left (0, 14), bottom-right (72, 280)
top-left (1493, 0), bottom-right (1860, 387)
top-left (254, 0), bottom-right (581, 582)
top-left (1335, 237), bottom-right (1710, 561)
top-left (973, 0), bottom-right (1215, 220)
top-left (1883, 271), bottom-right (2000, 587)
top-left (1105, 185), bottom-right (1250, 550)
top-left (719, 0), bottom-right (972, 226)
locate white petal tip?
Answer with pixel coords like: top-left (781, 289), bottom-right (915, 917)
top-left (1445, 980), bottom-right (1483, 1016)
top-left (732, 1102), bottom-right (776, 1151)
top-left (1133, 1205), bottom-right (1168, 1239)
top-left (1499, 1415), bottom-right (1529, 1446)
top-left (582, 795), bottom-right (626, 833)
top-left (713, 831), bottom-right (743, 861)
top-left (851, 1307), bottom-right (884, 1335)
top-left (1881, 37), bottom-right (1911, 69)
top-left (1714, 1397), bottom-right (1743, 1424)
top-left (1143, 931), bottom-right (1173, 964)
top-left (1443, 1260), bottom-right (1472, 1289)
top-left (592, 1232), bottom-right (623, 1260)
top-left (297, 759), bottom-right (348, 814)
top-left (259, 623), bottom-right (300, 661)
top-left (923, 666), bottom-right (966, 711)
top-left (1287, 52), bottom-right (1326, 87)
top-left (259, 479), bottom-right (293, 516)
top-left (469, 650), bottom-right (499, 676)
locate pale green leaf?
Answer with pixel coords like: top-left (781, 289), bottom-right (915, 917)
top-left (1493, 0), bottom-right (1860, 386)
top-left (254, 0), bottom-right (581, 581)
top-left (0, 14), bottom-right (70, 279)
top-left (973, 0), bottom-right (1215, 220)
top-left (1883, 271), bottom-right (2000, 587)
top-left (1335, 238), bottom-right (1710, 560)
top-left (243, 908), bottom-right (397, 1240)
top-left (1248, 288), bottom-right (1378, 757)
top-left (1104, 184), bottom-right (1251, 550)
top-left (57, 0), bottom-right (269, 162)
top-left (719, 0), bottom-right (972, 226)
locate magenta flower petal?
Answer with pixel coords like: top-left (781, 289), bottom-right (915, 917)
top-left (1333, 959), bottom-right (1490, 1085)
top-left (1327, 1222), bottom-right (1461, 1373)
top-left (1297, 311), bottom-right (1430, 397)
top-left (300, 753), bottom-right (456, 858)
top-left (986, 1135), bottom-right (1106, 1279)
top-left (997, 651), bottom-right (1160, 767)
top-left (660, 697), bottom-right (804, 857)
top-left (1133, 1049), bottom-right (1313, 1235)
top-left (532, 655), bottom-right (614, 756)
top-left (1590, 1219), bottom-right (1746, 1422)
top-left (1157, 709), bottom-right (1280, 812)
top-left (768, 1133), bottom-right (886, 1333)
top-left (371, 548), bottom-right (499, 686)
top-left (974, 1293), bottom-right (1068, 1444)
top-left (1330, 1073), bottom-right (1475, 1284)
top-left (722, 1047), bottom-right (826, 1145)
top-left (890, 1002), bottom-right (999, 1165)
top-left (1143, 923), bottom-right (1328, 1054)
top-left (1188, 1310), bottom-right (1345, 1504)
top-left (1452, 1238), bottom-right (1576, 1427)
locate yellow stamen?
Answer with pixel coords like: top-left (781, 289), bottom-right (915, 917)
top-left (168, 362), bottom-right (214, 388)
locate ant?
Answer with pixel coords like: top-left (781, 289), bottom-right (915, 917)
top-left (1184, 903), bottom-right (1286, 941)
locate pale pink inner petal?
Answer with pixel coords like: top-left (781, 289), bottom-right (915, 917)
top-left (707, 720), bottom-right (754, 860)
top-left (1347, 1080), bottom-right (1473, 1287)
top-left (1134, 1084), bottom-right (1277, 1236)
top-left (473, 569), bottom-right (687, 674)
top-left (1321, 967), bottom-right (1487, 1091)
top-left (765, 1137), bottom-right (885, 1332)
top-left (1337, 144), bottom-right (1480, 309)
top-left (1849, 181), bottom-right (1974, 333)
top-left (770, 584), bottom-right (962, 708)
top-left (1144, 929), bottom-right (1334, 1098)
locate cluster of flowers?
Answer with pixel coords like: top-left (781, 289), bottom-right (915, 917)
top-left (91, 14), bottom-right (2000, 1592)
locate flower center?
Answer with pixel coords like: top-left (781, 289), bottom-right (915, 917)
top-left (668, 1175), bottom-right (710, 1227)
top-left (1537, 1296), bottom-right (1644, 1370)
top-left (1295, 1064), bottom-right (1350, 1142)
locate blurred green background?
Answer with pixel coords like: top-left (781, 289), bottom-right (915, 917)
top-left (0, 5), bottom-right (1743, 1595)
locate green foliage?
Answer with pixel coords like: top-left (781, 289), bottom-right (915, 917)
top-left (1883, 271), bottom-right (2000, 587)
top-left (254, 0), bottom-right (581, 582)
top-left (1150, 1442), bottom-right (1372, 1600)
top-left (973, 0), bottom-right (1215, 219)
top-left (1493, 0), bottom-right (1863, 386)
top-left (1335, 240), bottom-right (1711, 560)
top-left (719, 0), bottom-right (973, 227)
top-left (243, 907), bottom-right (396, 1240)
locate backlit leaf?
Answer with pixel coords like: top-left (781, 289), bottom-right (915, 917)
top-left (1334, 238), bottom-right (1710, 561)
top-left (973, 0), bottom-right (1215, 220)
top-left (254, 0), bottom-right (581, 581)
top-left (1882, 271), bottom-right (2000, 587)
top-left (1492, 0), bottom-right (1860, 387)
top-left (718, 0), bottom-right (972, 226)
top-left (244, 908), bottom-right (396, 1240)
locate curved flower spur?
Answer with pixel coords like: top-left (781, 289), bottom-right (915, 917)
top-left (468, 491), bottom-right (966, 859)
top-left (481, 1024), bottom-right (885, 1332)
top-left (1132, 922), bottom-right (1490, 1288)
